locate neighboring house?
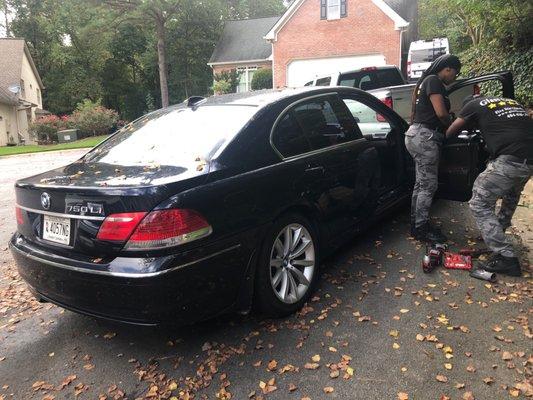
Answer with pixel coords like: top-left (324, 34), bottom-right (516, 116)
top-left (208, 17), bottom-right (279, 93)
top-left (0, 38), bottom-right (46, 146)
top-left (209, 0), bottom-right (417, 91)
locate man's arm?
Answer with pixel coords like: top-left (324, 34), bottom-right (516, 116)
top-left (446, 117), bottom-right (467, 138)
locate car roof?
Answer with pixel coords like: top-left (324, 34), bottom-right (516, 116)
top-left (167, 86), bottom-right (349, 112)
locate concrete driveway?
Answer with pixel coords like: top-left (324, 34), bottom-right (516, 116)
top-left (0, 151), bottom-right (531, 400)
top-left (0, 149), bottom-right (89, 263)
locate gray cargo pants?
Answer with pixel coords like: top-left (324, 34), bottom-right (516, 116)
top-left (404, 124), bottom-right (444, 228)
top-left (469, 156), bottom-right (532, 258)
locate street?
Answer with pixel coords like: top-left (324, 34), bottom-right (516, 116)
top-left (0, 151), bottom-right (531, 400)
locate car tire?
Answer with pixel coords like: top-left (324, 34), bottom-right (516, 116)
top-left (254, 213), bottom-right (320, 317)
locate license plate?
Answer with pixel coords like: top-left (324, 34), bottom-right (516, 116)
top-left (42, 215), bottom-right (71, 245)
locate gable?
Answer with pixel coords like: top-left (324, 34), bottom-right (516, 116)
top-left (0, 38), bottom-right (44, 97)
top-left (265, 0), bottom-right (410, 41)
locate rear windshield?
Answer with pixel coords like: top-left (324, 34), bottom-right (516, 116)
top-left (338, 68), bottom-right (404, 90)
top-left (83, 105), bottom-right (257, 167)
top-left (411, 47), bottom-right (447, 63)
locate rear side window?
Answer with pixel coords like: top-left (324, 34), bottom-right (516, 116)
top-left (338, 68), bottom-right (404, 90)
top-left (315, 77), bottom-right (332, 86)
top-left (84, 105), bottom-right (257, 167)
top-left (411, 48), bottom-right (447, 63)
top-left (271, 113), bottom-right (311, 158)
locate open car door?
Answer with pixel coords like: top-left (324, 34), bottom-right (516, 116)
top-left (437, 71), bottom-right (514, 201)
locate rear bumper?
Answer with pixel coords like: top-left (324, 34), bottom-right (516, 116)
top-left (10, 233), bottom-right (255, 325)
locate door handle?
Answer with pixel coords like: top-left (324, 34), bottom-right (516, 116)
top-left (305, 166), bottom-right (325, 175)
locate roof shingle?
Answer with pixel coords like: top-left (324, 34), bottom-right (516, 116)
top-left (209, 16), bottom-right (280, 64)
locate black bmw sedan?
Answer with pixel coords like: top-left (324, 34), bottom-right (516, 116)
top-left (10, 76), bottom-right (511, 325)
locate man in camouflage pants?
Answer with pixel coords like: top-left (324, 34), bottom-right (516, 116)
top-left (447, 95), bottom-right (532, 276)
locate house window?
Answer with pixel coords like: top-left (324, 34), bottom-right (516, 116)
top-left (321, 0), bottom-right (347, 20)
top-left (236, 66), bottom-right (257, 93)
top-left (20, 79), bottom-right (25, 97)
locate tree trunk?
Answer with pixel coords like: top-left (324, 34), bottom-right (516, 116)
top-left (3, 0), bottom-right (9, 37)
top-left (155, 15), bottom-right (169, 108)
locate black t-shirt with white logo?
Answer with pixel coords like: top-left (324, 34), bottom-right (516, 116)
top-left (413, 75), bottom-right (450, 131)
top-left (459, 96), bottom-right (533, 162)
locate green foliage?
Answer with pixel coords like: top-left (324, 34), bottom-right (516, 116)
top-left (70, 99), bottom-right (119, 137)
top-left (214, 70), bottom-right (239, 93)
top-left (8, 0), bottom-right (286, 117)
top-left (212, 79), bottom-right (232, 95)
top-left (251, 68), bottom-right (273, 90)
top-left (460, 46), bottom-right (533, 107)
top-left (419, 0), bottom-right (532, 52)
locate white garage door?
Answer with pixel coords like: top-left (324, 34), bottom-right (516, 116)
top-left (286, 54), bottom-right (387, 87)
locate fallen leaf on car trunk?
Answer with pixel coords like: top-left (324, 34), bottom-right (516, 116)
top-left (398, 392), bottom-right (408, 400)
top-left (436, 375), bottom-right (448, 383)
top-left (323, 386), bottom-right (334, 393)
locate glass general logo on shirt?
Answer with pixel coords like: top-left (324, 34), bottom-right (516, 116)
top-left (480, 98), bottom-right (519, 109)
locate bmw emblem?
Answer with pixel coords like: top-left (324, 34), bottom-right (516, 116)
top-left (41, 192), bottom-right (51, 210)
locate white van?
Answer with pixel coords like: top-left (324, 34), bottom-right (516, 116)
top-left (407, 38), bottom-right (450, 81)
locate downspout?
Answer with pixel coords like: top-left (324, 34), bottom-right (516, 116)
top-left (398, 27), bottom-right (408, 78)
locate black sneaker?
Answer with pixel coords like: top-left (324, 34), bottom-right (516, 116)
top-left (482, 254), bottom-right (521, 277)
top-left (476, 252), bottom-right (499, 269)
top-left (412, 223), bottom-right (447, 243)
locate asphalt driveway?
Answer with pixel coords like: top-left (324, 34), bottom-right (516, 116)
top-left (0, 151), bottom-right (531, 400)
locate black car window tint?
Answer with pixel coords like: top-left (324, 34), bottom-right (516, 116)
top-left (375, 69), bottom-right (403, 87)
top-left (292, 96), bottom-right (358, 151)
top-left (272, 112), bottom-right (311, 158)
top-left (341, 97), bottom-right (392, 138)
top-left (316, 77), bottom-right (332, 86)
top-left (338, 72), bottom-right (374, 90)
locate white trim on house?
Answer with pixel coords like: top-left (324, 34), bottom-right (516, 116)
top-left (371, 0), bottom-right (409, 30)
top-left (265, 0), bottom-right (409, 41)
top-left (264, 0), bottom-right (307, 42)
top-left (208, 58), bottom-right (272, 66)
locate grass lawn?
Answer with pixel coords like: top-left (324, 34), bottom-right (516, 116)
top-left (0, 135), bottom-right (109, 157)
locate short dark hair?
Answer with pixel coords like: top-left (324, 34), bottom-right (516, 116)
top-left (462, 94), bottom-right (481, 108)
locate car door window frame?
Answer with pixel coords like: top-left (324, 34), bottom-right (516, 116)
top-left (338, 91), bottom-right (405, 136)
top-left (270, 93), bottom-right (366, 160)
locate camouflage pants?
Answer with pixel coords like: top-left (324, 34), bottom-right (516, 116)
top-left (405, 124), bottom-right (444, 228)
top-left (469, 156), bottom-right (532, 258)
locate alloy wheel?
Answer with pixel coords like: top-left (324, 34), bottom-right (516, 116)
top-left (269, 223), bottom-right (315, 304)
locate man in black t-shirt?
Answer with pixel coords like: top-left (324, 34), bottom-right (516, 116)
top-left (446, 95), bottom-right (533, 276)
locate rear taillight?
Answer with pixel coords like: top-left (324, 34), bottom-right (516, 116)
top-left (407, 61), bottom-right (411, 75)
top-left (376, 97), bottom-right (393, 122)
top-left (97, 212), bottom-right (147, 242)
top-left (15, 207), bottom-right (24, 225)
top-left (361, 66), bottom-right (378, 71)
top-left (125, 209), bottom-right (212, 250)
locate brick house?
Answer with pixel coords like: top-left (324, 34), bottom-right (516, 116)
top-left (209, 0), bottom-right (417, 91)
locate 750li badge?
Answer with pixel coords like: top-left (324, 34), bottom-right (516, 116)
top-left (65, 202), bottom-right (104, 216)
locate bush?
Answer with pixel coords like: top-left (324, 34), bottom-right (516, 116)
top-left (212, 79), bottom-right (232, 95)
top-left (213, 69), bottom-right (239, 93)
top-left (251, 68), bottom-right (273, 90)
top-left (460, 45), bottom-right (533, 107)
top-left (29, 115), bottom-right (67, 144)
top-left (70, 99), bottom-right (119, 137)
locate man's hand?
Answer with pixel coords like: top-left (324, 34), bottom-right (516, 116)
top-left (446, 117), bottom-right (467, 138)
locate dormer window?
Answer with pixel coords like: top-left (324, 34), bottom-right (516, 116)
top-left (321, 0), bottom-right (347, 20)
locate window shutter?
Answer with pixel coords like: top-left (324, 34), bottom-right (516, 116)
top-left (320, 0), bottom-right (327, 19)
top-left (340, 0), bottom-right (347, 17)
